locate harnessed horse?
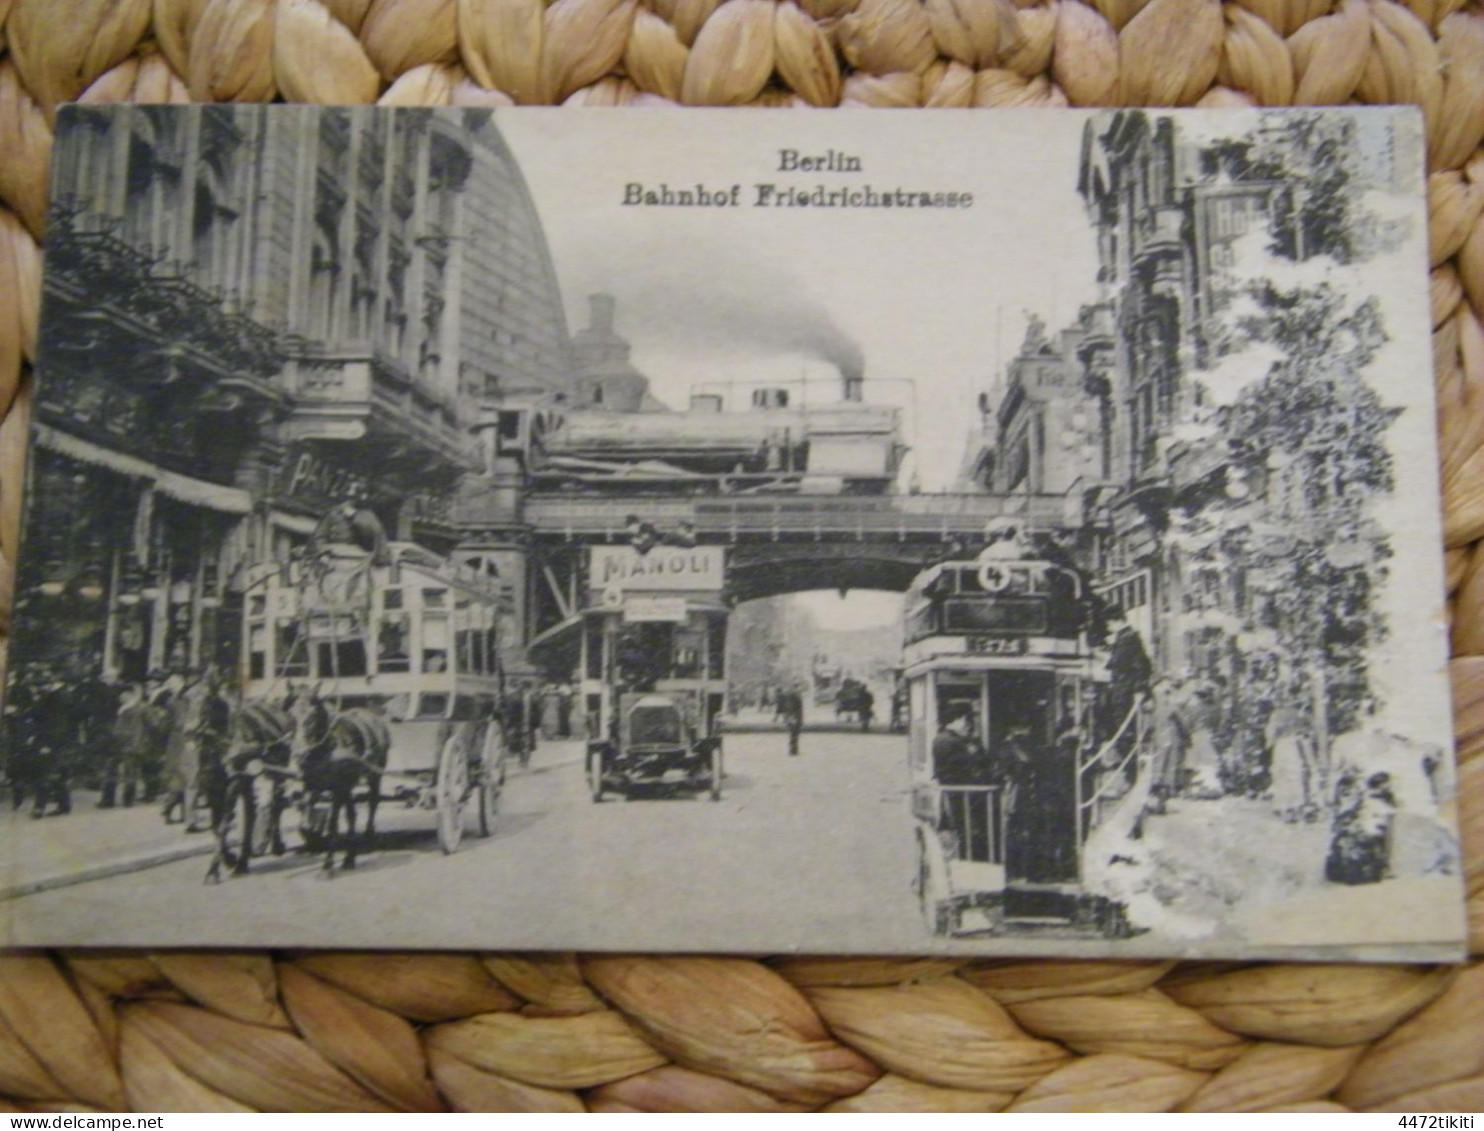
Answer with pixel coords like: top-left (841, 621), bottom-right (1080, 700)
top-left (207, 694), bottom-right (389, 879)
top-left (289, 693), bottom-right (389, 871)
top-left (207, 699), bottom-right (294, 882)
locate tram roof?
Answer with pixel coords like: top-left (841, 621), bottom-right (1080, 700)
top-left (244, 542), bottom-right (506, 602)
top-left (908, 557), bottom-right (1064, 593)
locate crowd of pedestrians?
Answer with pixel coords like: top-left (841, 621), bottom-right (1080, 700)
top-left (3, 663), bottom-right (235, 828)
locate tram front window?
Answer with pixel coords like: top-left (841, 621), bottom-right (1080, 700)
top-left (942, 596), bottom-right (1046, 634)
top-left (673, 624), bottom-right (705, 679)
top-left (630, 704), bottom-right (683, 746)
top-left (617, 622), bottom-right (673, 690)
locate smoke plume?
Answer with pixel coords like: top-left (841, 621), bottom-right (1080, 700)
top-left (561, 235), bottom-right (865, 386)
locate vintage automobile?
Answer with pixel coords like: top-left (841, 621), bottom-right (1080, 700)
top-left (586, 692), bottom-right (723, 802)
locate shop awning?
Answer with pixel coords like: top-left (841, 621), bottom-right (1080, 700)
top-left (528, 613), bottom-right (583, 658)
top-left (270, 509), bottom-right (319, 535)
top-left (35, 424), bottom-right (254, 515)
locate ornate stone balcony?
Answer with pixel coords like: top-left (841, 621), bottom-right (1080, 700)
top-left (1131, 205), bottom-right (1185, 263)
top-left (282, 340), bottom-right (478, 475)
top-left (43, 202), bottom-right (283, 392)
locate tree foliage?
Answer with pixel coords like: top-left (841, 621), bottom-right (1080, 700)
top-left (1200, 114), bottom-right (1362, 263)
top-left (1218, 280), bottom-right (1398, 729)
top-left (1226, 282), bottom-right (1398, 500)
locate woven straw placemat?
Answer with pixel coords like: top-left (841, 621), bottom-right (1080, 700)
top-left (0, 0), bottom-right (1482, 1114)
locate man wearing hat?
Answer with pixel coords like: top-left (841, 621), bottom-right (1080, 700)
top-left (776, 685), bottom-right (805, 756)
top-left (933, 705), bottom-right (988, 786)
top-left (933, 705), bottom-right (1000, 861)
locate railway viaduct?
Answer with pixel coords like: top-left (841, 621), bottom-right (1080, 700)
top-left (451, 486), bottom-right (1094, 670)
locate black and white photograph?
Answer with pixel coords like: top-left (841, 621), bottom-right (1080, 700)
top-left (0, 104), bottom-right (1466, 959)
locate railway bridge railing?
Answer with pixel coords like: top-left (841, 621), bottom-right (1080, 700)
top-left (523, 492), bottom-right (1085, 543)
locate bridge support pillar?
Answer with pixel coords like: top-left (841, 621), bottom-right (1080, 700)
top-left (456, 537), bottom-right (534, 681)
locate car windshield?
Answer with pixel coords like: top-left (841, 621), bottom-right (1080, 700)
top-left (630, 705), bottom-right (682, 745)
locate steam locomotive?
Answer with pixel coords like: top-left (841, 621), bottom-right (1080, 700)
top-left (490, 394), bottom-right (906, 496)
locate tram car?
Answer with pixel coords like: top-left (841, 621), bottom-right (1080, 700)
top-left (902, 549), bottom-right (1140, 937)
top-left (231, 541), bottom-right (511, 865)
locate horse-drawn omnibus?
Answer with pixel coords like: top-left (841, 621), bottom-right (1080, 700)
top-left (902, 547), bottom-right (1143, 937)
top-left (218, 540), bottom-right (512, 874)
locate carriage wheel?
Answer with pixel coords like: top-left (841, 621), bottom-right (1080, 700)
top-left (708, 744), bottom-right (723, 802)
top-left (436, 731), bottom-right (470, 855)
top-left (217, 779), bottom-right (254, 875)
top-left (477, 723), bottom-right (505, 838)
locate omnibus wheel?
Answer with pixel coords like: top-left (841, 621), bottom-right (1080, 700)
top-left (437, 731), bottom-right (469, 855)
top-left (477, 723), bottom-right (505, 838)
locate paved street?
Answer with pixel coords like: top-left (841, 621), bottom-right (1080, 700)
top-left (3, 730), bottom-right (930, 952)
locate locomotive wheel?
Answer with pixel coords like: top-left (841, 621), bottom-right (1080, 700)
top-left (437, 732), bottom-right (469, 855)
top-left (478, 723), bottom-right (505, 837)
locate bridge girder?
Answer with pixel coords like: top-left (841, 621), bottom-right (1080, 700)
top-left (725, 542), bottom-right (929, 602)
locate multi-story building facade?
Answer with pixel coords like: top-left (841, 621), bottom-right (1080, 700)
top-left (15, 104), bottom-right (573, 683)
top-left (987, 309), bottom-right (1115, 499)
top-left (967, 109), bottom-right (1413, 773)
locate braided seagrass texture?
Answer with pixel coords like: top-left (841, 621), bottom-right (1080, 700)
top-left (0, 0), bottom-right (1483, 1114)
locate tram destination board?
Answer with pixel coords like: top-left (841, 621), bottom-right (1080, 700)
top-left (0, 105), bottom-right (1468, 961)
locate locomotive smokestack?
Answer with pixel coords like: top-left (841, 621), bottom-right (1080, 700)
top-left (841, 361), bottom-right (864, 402)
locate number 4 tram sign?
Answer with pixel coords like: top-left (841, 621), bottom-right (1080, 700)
top-left (977, 560), bottom-right (1012, 593)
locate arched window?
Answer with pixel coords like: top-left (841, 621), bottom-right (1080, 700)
top-left (309, 218), bottom-right (340, 338)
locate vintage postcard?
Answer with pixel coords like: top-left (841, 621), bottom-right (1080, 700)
top-left (0, 105), bottom-right (1465, 959)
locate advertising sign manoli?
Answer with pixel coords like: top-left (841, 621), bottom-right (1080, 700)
top-left (588, 545), bottom-right (725, 592)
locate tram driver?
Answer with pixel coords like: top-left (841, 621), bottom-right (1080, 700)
top-left (933, 706), bottom-right (986, 785)
top-left (933, 705), bottom-right (1006, 862)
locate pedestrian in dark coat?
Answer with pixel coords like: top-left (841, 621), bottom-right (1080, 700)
top-left (27, 676), bottom-right (76, 818)
top-left (1326, 770), bottom-right (1396, 885)
top-left (1001, 724), bottom-right (1079, 887)
top-left (106, 684), bottom-right (153, 809)
top-left (4, 670), bottom-right (42, 811)
top-left (777, 688), bottom-right (804, 756)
